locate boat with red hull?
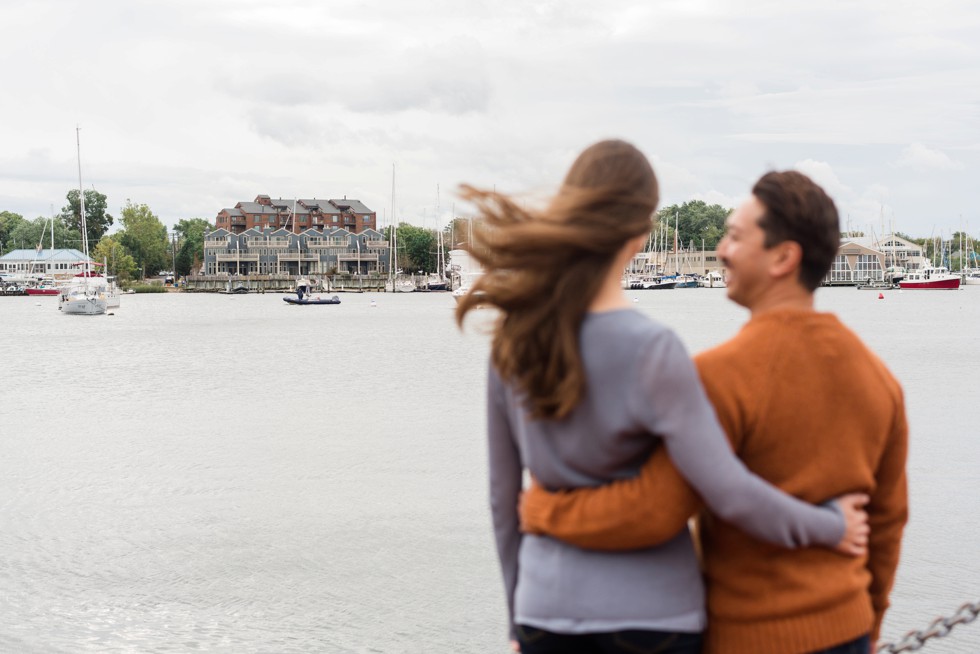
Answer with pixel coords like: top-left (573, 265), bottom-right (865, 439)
top-left (898, 265), bottom-right (961, 290)
top-left (26, 287), bottom-right (61, 296)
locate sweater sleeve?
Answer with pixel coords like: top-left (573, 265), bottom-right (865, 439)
top-left (520, 445), bottom-right (702, 550)
top-left (629, 331), bottom-right (845, 549)
top-left (486, 366), bottom-right (523, 642)
top-left (867, 387), bottom-right (910, 640)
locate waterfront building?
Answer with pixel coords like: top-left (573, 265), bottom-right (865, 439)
top-left (826, 241), bottom-right (886, 285)
top-left (202, 226), bottom-right (390, 276)
top-left (628, 249), bottom-right (725, 277)
top-left (841, 234), bottom-right (927, 270)
top-left (0, 248), bottom-right (94, 279)
top-left (824, 234), bottom-right (929, 286)
top-left (215, 195), bottom-right (377, 235)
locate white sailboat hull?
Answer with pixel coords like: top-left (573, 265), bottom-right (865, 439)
top-left (59, 275), bottom-right (111, 315)
top-left (61, 294), bottom-right (108, 315)
top-left (393, 279), bottom-right (415, 293)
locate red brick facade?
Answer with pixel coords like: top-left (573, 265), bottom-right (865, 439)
top-left (215, 196), bottom-right (377, 235)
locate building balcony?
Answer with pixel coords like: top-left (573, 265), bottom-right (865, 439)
top-left (216, 253), bottom-right (260, 262)
top-left (245, 239), bottom-right (289, 248)
top-left (337, 253), bottom-right (380, 262)
top-left (277, 253), bottom-right (320, 262)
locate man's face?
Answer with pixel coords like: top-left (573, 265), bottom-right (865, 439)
top-left (717, 196), bottom-right (771, 309)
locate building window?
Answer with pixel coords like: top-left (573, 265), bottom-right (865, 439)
top-left (830, 255), bottom-right (851, 282)
top-left (856, 254), bottom-right (882, 279)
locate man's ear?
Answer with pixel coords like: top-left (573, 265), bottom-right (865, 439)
top-left (769, 240), bottom-right (803, 280)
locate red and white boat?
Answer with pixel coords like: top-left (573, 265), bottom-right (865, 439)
top-left (898, 265), bottom-right (961, 290)
top-left (26, 279), bottom-right (63, 296)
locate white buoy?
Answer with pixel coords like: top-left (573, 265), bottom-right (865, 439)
top-left (370, 299), bottom-right (377, 308)
top-left (632, 297), bottom-right (639, 303)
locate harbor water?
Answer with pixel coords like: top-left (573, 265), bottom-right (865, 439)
top-left (0, 289), bottom-right (977, 653)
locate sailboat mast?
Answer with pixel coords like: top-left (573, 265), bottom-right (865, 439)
top-left (436, 184), bottom-right (443, 279)
top-left (674, 211), bottom-right (681, 272)
top-left (76, 127), bottom-right (88, 273)
top-left (389, 164), bottom-right (396, 281)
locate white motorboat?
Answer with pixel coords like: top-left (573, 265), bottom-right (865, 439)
top-left (698, 271), bottom-right (727, 288)
top-left (961, 268), bottom-right (980, 285)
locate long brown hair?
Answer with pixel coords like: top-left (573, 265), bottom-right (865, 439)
top-left (456, 140), bottom-right (659, 420)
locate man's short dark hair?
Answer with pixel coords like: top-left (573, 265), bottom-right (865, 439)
top-left (753, 171), bottom-right (840, 291)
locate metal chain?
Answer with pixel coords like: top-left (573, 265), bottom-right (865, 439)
top-left (876, 600), bottom-right (980, 653)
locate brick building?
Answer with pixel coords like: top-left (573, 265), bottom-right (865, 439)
top-left (215, 195), bottom-right (377, 234)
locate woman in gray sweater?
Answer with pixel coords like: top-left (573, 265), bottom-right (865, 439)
top-left (456, 140), bottom-right (867, 654)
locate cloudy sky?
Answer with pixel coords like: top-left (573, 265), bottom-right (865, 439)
top-left (1, 0), bottom-right (977, 238)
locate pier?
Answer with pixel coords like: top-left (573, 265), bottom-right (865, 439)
top-left (182, 273), bottom-right (415, 293)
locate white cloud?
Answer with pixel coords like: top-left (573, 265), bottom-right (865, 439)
top-left (1, 1), bottom-right (979, 236)
top-left (691, 189), bottom-right (743, 210)
top-left (793, 159), bottom-right (851, 200)
top-left (895, 143), bottom-right (964, 171)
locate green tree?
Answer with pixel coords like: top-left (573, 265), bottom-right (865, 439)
top-left (117, 200), bottom-right (168, 278)
top-left (396, 223), bottom-right (438, 273)
top-left (656, 200), bottom-right (732, 249)
top-left (59, 188), bottom-right (113, 246)
top-left (172, 218), bottom-right (213, 276)
top-left (91, 235), bottom-right (138, 283)
top-left (0, 211), bottom-right (24, 254)
top-left (1, 211), bottom-right (26, 253)
top-left (7, 217), bottom-right (82, 253)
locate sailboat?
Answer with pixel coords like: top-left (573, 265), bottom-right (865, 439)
top-left (386, 164), bottom-right (415, 293)
top-left (26, 215), bottom-right (63, 296)
top-left (427, 225), bottom-right (449, 291)
top-left (59, 127), bottom-right (108, 315)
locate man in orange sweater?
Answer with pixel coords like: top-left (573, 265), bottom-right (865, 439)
top-left (520, 171), bottom-right (908, 654)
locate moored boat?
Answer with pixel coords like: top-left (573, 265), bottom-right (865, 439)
top-left (898, 265), bottom-right (961, 290)
top-left (961, 268), bottom-right (980, 286)
top-left (884, 266), bottom-right (906, 285)
top-left (669, 274), bottom-right (699, 289)
top-left (698, 271), bottom-right (727, 288)
top-left (26, 281), bottom-right (62, 296)
top-left (283, 295), bottom-right (341, 305)
top-left (61, 128), bottom-right (107, 316)
top-left (59, 271), bottom-right (109, 315)
top-left (636, 276), bottom-right (676, 290)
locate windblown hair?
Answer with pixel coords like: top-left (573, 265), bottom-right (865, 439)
top-left (753, 171), bottom-right (840, 291)
top-left (456, 140), bottom-right (659, 420)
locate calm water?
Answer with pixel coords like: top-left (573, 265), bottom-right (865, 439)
top-left (0, 288), bottom-right (977, 653)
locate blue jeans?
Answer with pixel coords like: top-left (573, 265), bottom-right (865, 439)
top-left (516, 624), bottom-right (703, 654)
top-left (811, 634), bottom-right (871, 654)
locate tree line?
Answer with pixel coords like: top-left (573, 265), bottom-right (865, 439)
top-left (6, 192), bottom-right (973, 281)
top-left (384, 203), bottom-right (735, 276)
top-left (0, 189), bottom-right (212, 283)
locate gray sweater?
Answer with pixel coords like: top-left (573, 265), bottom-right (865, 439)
top-left (487, 309), bottom-right (844, 638)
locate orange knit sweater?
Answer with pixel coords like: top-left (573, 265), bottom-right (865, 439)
top-left (520, 309), bottom-right (908, 654)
